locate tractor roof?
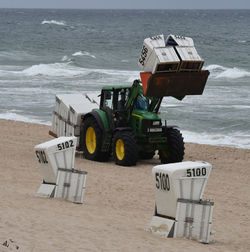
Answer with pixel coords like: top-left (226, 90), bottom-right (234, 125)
top-left (102, 85), bottom-right (131, 91)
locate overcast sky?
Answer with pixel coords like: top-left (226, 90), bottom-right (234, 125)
top-left (0, 0), bottom-right (249, 9)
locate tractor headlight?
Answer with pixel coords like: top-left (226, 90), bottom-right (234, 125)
top-left (152, 121), bottom-right (161, 126)
top-left (149, 128), bottom-right (162, 133)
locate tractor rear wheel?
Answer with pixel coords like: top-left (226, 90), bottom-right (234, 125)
top-left (113, 130), bottom-right (138, 166)
top-left (159, 127), bottom-right (184, 164)
top-left (82, 117), bottom-right (109, 161)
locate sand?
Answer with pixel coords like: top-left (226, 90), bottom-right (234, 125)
top-left (0, 118), bottom-right (249, 252)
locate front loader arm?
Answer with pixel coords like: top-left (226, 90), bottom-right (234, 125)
top-left (125, 80), bottom-right (163, 114)
top-left (125, 80), bottom-right (142, 112)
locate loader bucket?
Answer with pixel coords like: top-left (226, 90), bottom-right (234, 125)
top-left (140, 70), bottom-right (210, 100)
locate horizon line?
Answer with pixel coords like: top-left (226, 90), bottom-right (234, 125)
top-left (0, 7), bottom-right (249, 10)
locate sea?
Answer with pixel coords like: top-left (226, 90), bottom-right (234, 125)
top-left (0, 9), bottom-right (249, 149)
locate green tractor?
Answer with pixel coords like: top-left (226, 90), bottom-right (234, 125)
top-left (79, 71), bottom-right (209, 166)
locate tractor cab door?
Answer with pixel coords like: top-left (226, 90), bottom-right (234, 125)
top-left (113, 88), bottom-right (131, 128)
top-left (100, 89), bottom-right (115, 129)
top-left (100, 90), bottom-right (113, 110)
top-left (100, 88), bottom-right (130, 130)
top-left (115, 88), bottom-right (130, 111)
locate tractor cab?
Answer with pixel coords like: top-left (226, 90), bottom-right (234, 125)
top-left (99, 86), bottom-right (131, 129)
top-left (100, 86), bottom-right (131, 112)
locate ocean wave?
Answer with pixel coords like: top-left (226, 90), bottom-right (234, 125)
top-left (161, 104), bottom-right (183, 108)
top-left (20, 62), bottom-right (139, 81)
top-left (238, 40), bottom-right (248, 44)
top-left (1, 60), bottom-right (140, 81)
top-left (22, 62), bottom-right (84, 77)
top-left (204, 64), bottom-right (250, 79)
top-left (72, 51), bottom-right (96, 58)
top-left (61, 55), bottom-right (70, 62)
top-left (183, 130), bottom-right (250, 149)
top-left (232, 105), bottom-right (250, 109)
top-left (0, 66), bottom-right (27, 76)
top-left (0, 112), bottom-right (51, 125)
top-left (41, 20), bottom-right (66, 26)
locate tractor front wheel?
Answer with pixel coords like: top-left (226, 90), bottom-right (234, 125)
top-left (82, 117), bottom-right (109, 161)
top-left (159, 127), bottom-right (185, 164)
top-left (113, 130), bottom-right (138, 166)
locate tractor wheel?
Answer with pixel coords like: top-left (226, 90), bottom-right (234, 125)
top-left (112, 130), bottom-right (138, 166)
top-left (82, 117), bottom-right (109, 161)
top-left (139, 151), bottom-right (155, 160)
top-left (159, 128), bottom-right (185, 164)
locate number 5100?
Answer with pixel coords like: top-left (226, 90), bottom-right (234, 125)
top-left (155, 172), bottom-right (170, 191)
top-left (186, 167), bottom-right (207, 177)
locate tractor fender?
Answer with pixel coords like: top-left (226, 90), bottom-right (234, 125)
top-left (78, 111), bottom-right (107, 151)
top-left (82, 111), bottom-right (105, 133)
top-left (162, 125), bottom-right (179, 134)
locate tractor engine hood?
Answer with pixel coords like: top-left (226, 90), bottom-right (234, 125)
top-left (132, 109), bottom-right (161, 121)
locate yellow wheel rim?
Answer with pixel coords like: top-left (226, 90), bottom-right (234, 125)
top-left (86, 127), bottom-right (96, 154)
top-left (116, 139), bottom-right (125, 160)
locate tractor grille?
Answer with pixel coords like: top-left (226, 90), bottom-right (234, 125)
top-left (141, 119), bottom-right (162, 134)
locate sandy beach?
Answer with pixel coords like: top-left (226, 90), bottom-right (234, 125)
top-left (0, 118), bottom-right (249, 252)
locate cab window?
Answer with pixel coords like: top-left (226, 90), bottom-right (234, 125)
top-left (117, 88), bottom-right (129, 111)
top-left (102, 90), bottom-right (113, 110)
top-left (135, 95), bottom-right (148, 110)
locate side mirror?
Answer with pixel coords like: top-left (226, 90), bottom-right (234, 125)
top-left (105, 91), bottom-right (111, 100)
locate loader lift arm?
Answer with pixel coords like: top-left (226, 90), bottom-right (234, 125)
top-left (125, 80), bottom-right (163, 116)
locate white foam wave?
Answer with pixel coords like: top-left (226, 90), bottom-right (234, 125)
top-left (204, 64), bottom-right (250, 79)
top-left (216, 68), bottom-right (250, 79)
top-left (205, 64), bottom-right (226, 72)
top-left (232, 105), bottom-right (250, 109)
top-left (183, 130), bottom-right (250, 149)
top-left (72, 51), bottom-right (96, 58)
top-left (1, 60), bottom-right (139, 81)
top-left (21, 62), bottom-right (139, 80)
top-left (41, 20), bottom-right (66, 26)
top-left (61, 55), bottom-right (70, 62)
top-left (22, 63), bottom-right (84, 77)
top-left (238, 40), bottom-right (247, 43)
top-left (0, 112), bottom-right (51, 125)
top-left (161, 104), bottom-right (183, 108)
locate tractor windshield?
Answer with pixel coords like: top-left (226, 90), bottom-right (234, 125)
top-left (135, 95), bottom-right (148, 110)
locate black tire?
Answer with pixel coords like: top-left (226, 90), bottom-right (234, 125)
top-left (159, 127), bottom-right (185, 164)
top-left (112, 130), bottom-right (138, 166)
top-left (82, 117), bottom-right (109, 161)
top-left (139, 151), bottom-right (155, 160)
